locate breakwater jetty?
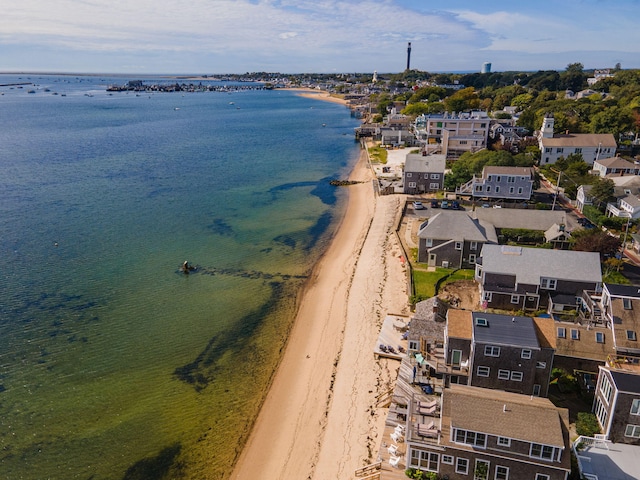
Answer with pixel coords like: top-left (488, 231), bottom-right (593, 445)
top-left (107, 80), bottom-right (270, 93)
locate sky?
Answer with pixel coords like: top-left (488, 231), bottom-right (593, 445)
top-left (2, 0), bottom-right (640, 75)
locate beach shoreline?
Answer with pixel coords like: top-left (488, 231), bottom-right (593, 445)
top-left (230, 129), bottom-right (409, 478)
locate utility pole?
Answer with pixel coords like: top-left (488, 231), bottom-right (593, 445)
top-left (551, 169), bottom-right (562, 211)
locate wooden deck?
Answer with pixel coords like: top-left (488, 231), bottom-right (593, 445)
top-left (374, 314), bottom-right (410, 360)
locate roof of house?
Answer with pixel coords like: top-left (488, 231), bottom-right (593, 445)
top-left (404, 153), bottom-right (447, 173)
top-left (609, 369), bottom-right (640, 394)
top-left (417, 210), bottom-right (498, 243)
top-left (445, 384), bottom-right (568, 448)
top-left (470, 209), bottom-right (567, 231)
top-left (482, 165), bottom-right (534, 178)
top-left (447, 309), bottom-right (473, 339)
top-left (595, 156), bottom-right (639, 170)
top-left (533, 316), bottom-right (557, 349)
top-left (545, 223), bottom-right (571, 242)
top-left (472, 312), bottom-right (540, 348)
top-left (540, 133), bottom-right (617, 148)
top-left (609, 296), bottom-right (640, 352)
top-left (555, 324), bottom-right (614, 362)
top-left (479, 245), bottom-right (602, 286)
top-left (605, 283), bottom-right (640, 299)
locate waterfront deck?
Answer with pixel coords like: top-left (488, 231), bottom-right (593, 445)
top-left (374, 314), bottom-right (410, 360)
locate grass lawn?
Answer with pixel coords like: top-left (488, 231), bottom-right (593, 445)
top-left (367, 145), bottom-right (388, 164)
top-left (412, 267), bottom-right (475, 298)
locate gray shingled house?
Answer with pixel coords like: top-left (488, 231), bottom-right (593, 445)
top-left (403, 153), bottom-right (447, 194)
top-left (444, 311), bottom-right (555, 397)
top-left (417, 210), bottom-right (497, 268)
top-left (475, 245), bottom-right (602, 312)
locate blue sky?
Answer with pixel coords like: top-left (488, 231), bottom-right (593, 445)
top-left (2, 0), bottom-right (639, 74)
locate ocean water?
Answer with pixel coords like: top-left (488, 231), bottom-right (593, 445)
top-left (0, 75), bottom-right (362, 479)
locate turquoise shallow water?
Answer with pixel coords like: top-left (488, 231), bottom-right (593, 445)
top-left (0, 75), bottom-right (361, 479)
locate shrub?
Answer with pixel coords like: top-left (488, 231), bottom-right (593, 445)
top-left (576, 412), bottom-right (601, 437)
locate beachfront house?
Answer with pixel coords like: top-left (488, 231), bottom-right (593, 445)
top-left (444, 311), bottom-right (555, 397)
top-left (416, 210), bottom-right (497, 268)
top-left (538, 113), bottom-right (617, 165)
top-left (404, 384), bottom-right (572, 480)
top-left (475, 245), bottom-right (602, 312)
top-left (403, 153), bottom-right (446, 194)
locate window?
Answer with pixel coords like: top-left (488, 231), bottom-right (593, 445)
top-left (511, 295), bottom-right (520, 304)
top-left (530, 443), bottom-right (555, 460)
top-left (631, 399), bottom-right (640, 415)
top-left (426, 238), bottom-right (433, 247)
top-left (408, 182), bottom-right (416, 188)
top-left (495, 465), bottom-right (509, 480)
top-left (600, 374), bottom-right (613, 403)
top-left (557, 327), bottom-right (566, 338)
top-left (533, 384), bottom-right (541, 396)
top-left (408, 340), bottom-right (419, 351)
top-left (495, 186), bottom-right (500, 193)
top-left (486, 185), bottom-right (492, 192)
top-left (475, 460), bottom-right (490, 480)
top-left (456, 457), bottom-right (469, 475)
top-left (623, 298), bottom-right (632, 310)
top-left (497, 436), bottom-right (511, 447)
top-left (571, 329), bottom-right (580, 340)
top-left (475, 185), bottom-right (483, 192)
top-left (594, 397), bottom-right (608, 427)
top-left (484, 345), bottom-right (500, 357)
top-left (595, 332), bottom-right (605, 343)
top-left (455, 429), bottom-right (487, 448)
top-left (509, 187), bottom-right (515, 194)
top-left (407, 172), bottom-right (413, 177)
top-left (536, 362), bottom-right (547, 369)
top-left (469, 254), bottom-right (476, 264)
top-left (521, 349), bottom-right (532, 359)
top-left (545, 147), bottom-right (552, 153)
top-left (477, 366), bottom-right (490, 377)
top-left (498, 369), bottom-right (510, 380)
top-left (627, 330), bottom-right (637, 341)
top-left (483, 291), bottom-right (492, 302)
top-left (442, 455), bottom-right (454, 465)
top-left (455, 241), bottom-right (463, 250)
top-left (511, 371), bottom-right (523, 382)
top-left (575, 148), bottom-right (582, 154)
top-left (535, 475), bottom-right (550, 480)
top-left (496, 176), bottom-right (502, 182)
top-left (430, 183), bottom-right (439, 189)
top-left (518, 187), bottom-right (523, 194)
top-left (430, 173), bottom-right (440, 179)
top-left (625, 424), bottom-right (640, 438)
top-left (540, 277), bottom-right (557, 290)
top-left (556, 148), bottom-right (564, 153)
top-left (507, 176), bottom-right (515, 183)
top-left (470, 241), bottom-right (478, 250)
top-left (410, 449), bottom-right (439, 471)
top-left (476, 317), bottom-right (488, 327)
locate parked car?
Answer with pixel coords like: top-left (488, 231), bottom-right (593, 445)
top-left (578, 217), bottom-right (596, 229)
top-left (430, 199), bottom-right (440, 208)
top-left (441, 201), bottom-right (449, 209)
top-left (412, 201), bottom-right (425, 210)
top-left (451, 200), bottom-right (461, 210)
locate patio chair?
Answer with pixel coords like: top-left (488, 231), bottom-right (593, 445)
top-left (390, 431), bottom-right (404, 443)
top-left (389, 455), bottom-right (402, 468)
top-left (388, 444), bottom-right (399, 456)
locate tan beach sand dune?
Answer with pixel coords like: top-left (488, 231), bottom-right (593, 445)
top-left (230, 145), bottom-right (409, 479)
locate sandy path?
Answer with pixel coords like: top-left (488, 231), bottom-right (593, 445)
top-left (230, 149), bottom-right (409, 479)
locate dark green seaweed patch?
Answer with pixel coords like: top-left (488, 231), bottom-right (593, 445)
top-left (122, 443), bottom-right (182, 480)
top-left (173, 281), bottom-right (288, 392)
top-left (206, 218), bottom-right (234, 236)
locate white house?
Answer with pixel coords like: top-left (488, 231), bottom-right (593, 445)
top-left (538, 113), bottom-right (616, 165)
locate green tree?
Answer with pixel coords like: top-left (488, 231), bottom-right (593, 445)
top-left (443, 87), bottom-right (480, 112)
top-left (589, 177), bottom-right (615, 207)
top-left (572, 229), bottom-right (621, 260)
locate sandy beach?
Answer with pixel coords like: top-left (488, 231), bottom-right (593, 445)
top-left (231, 129), bottom-right (409, 478)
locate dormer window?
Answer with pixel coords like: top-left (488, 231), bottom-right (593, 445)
top-left (540, 278), bottom-right (557, 290)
